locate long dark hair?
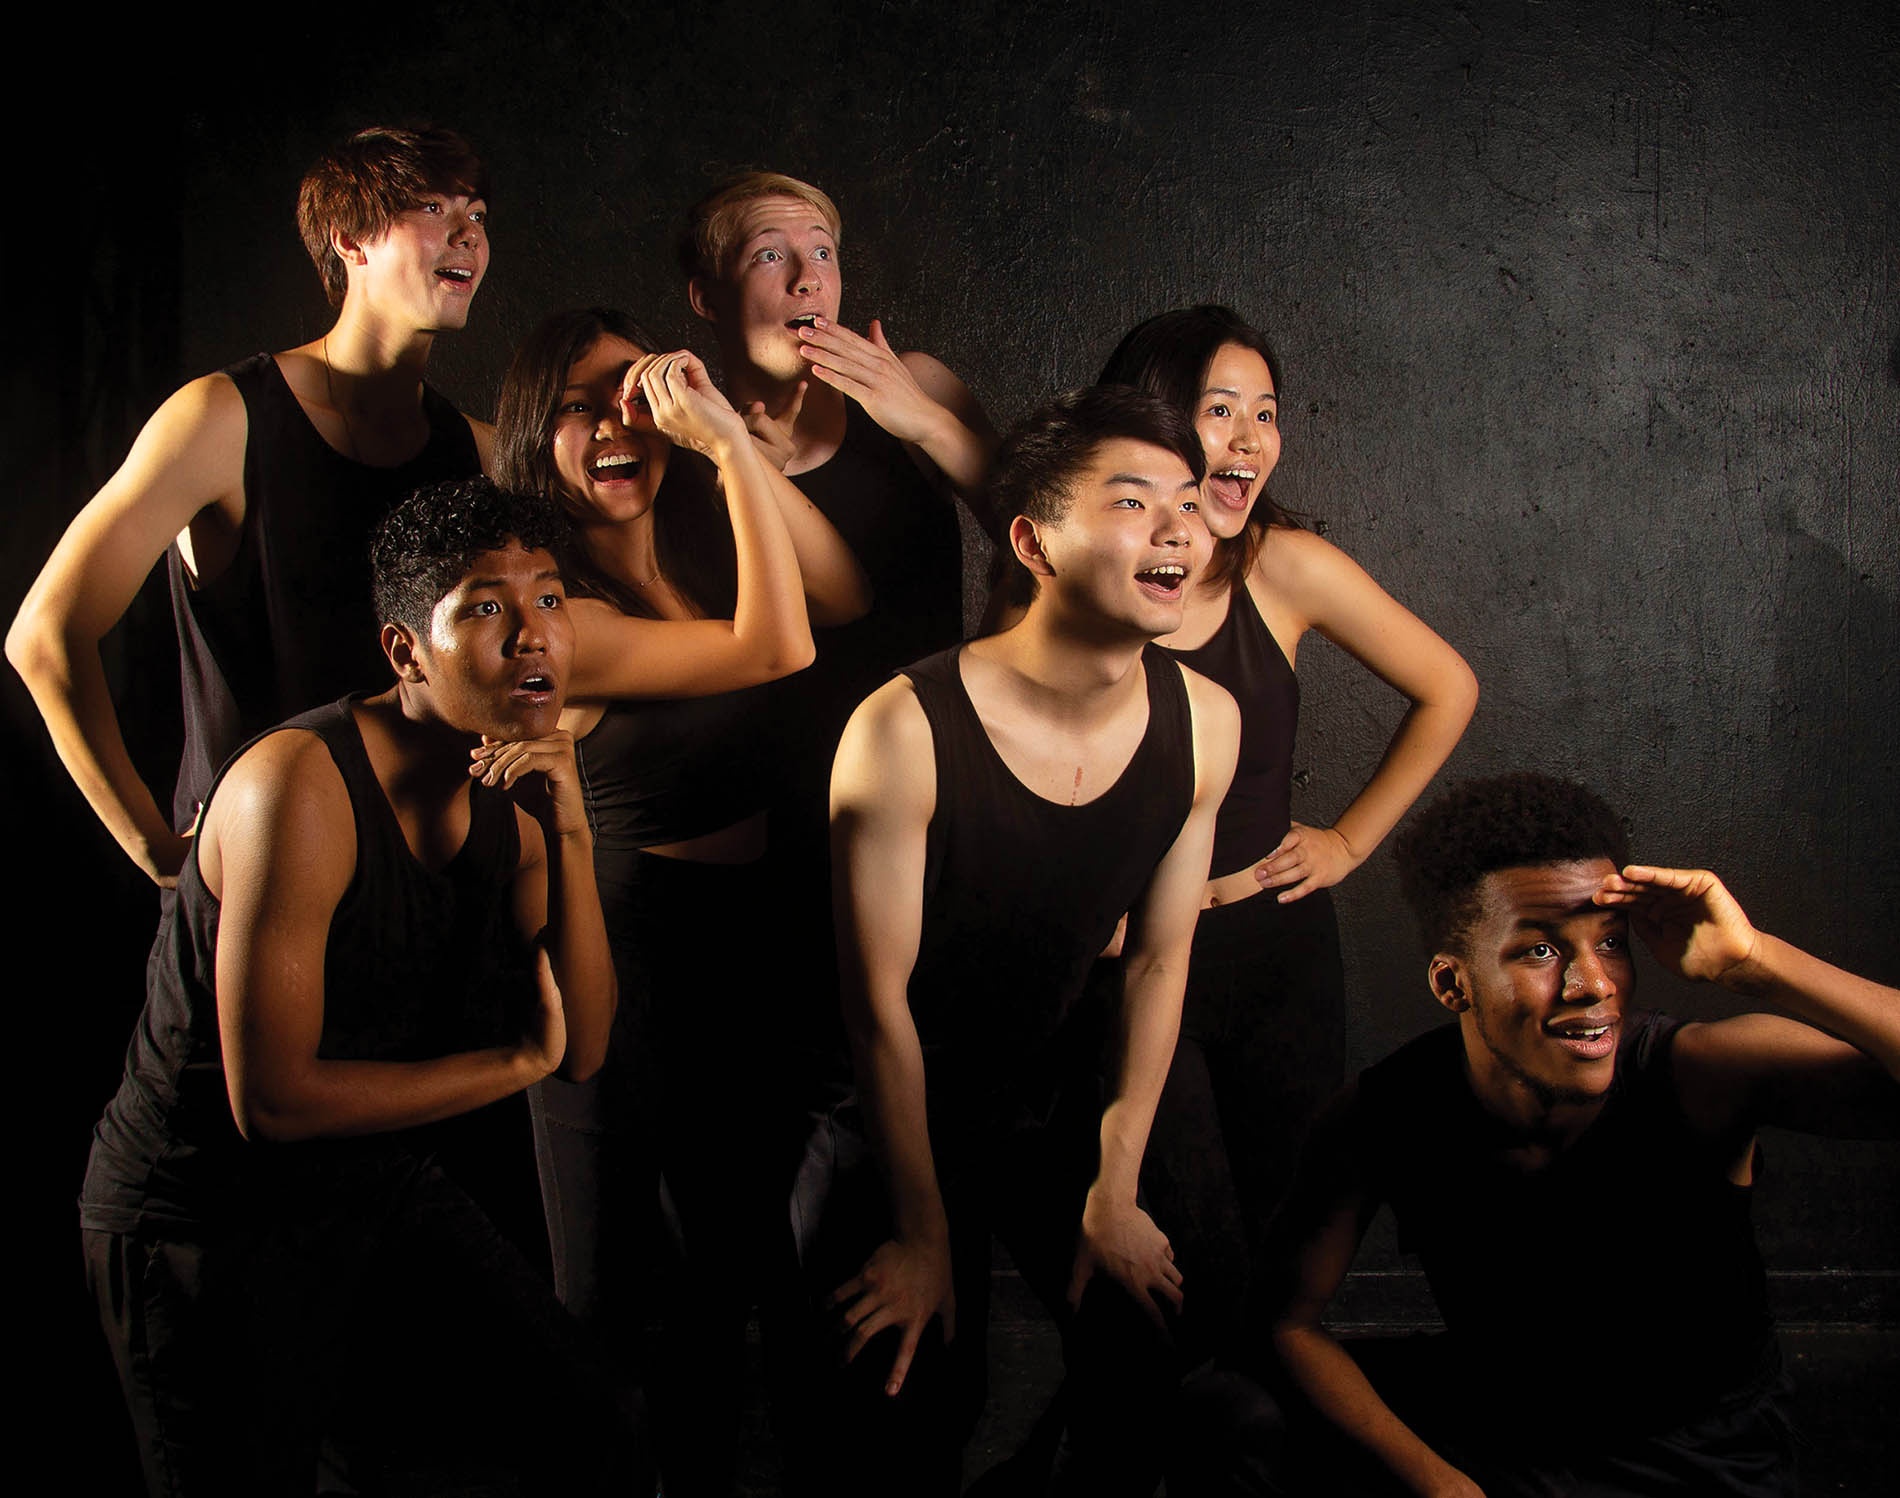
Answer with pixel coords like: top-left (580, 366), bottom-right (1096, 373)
top-left (495, 306), bottom-right (738, 620)
top-left (1099, 305), bottom-right (1303, 588)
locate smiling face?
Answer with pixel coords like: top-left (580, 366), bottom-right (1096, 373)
top-left (404, 541), bottom-right (573, 741)
top-left (1194, 342), bottom-right (1281, 539)
top-left (1433, 859), bottom-right (1633, 1119)
top-left (548, 334), bottom-right (670, 528)
top-left (1021, 436), bottom-right (1205, 639)
top-left (353, 193), bottom-right (489, 331)
top-left (692, 194), bottom-right (842, 381)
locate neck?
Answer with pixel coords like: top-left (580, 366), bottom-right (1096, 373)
top-left (580, 512), bottom-right (662, 590)
top-left (1460, 1026), bottom-right (1608, 1148)
top-left (365, 686), bottom-right (479, 809)
top-left (317, 303), bottom-right (437, 411)
top-left (973, 607), bottom-right (1149, 728)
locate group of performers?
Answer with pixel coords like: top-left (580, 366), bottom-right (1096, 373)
top-left (11, 124), bottom-right (1896, 1498)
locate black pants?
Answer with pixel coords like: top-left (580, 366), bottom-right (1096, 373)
top-left (1169, 1335), bottom-right (1799, 1498)
top-left (1140, 889), bottom-right (1345, 1360)
top-left (85, 1152), bottom-right (645, 1498)
top-left (776, 1048), bottom-right (1184, 1498)
top-left (529, 848), bottom-right (801, 1498)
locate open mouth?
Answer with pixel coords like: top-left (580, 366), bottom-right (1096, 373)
top-left (787, 314), bottom-right (819, 331)
top-left (588, 452), bottom-right (643, 483)
top-left (1545, 1018), bottom-right (1617, 1060)
top-left (1135, 563), bottom-right (1189, 600)
top-left (1206, 468), bottom-right (1256, 510)
top-left (512, 671), bottom-right (557, 703)
top-left (436, 266), bottom-right (476, 287)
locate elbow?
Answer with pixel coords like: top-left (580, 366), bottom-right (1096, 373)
top-left (763, 631), bottom-right (818, 679)
top-left (4, 604), bottom-right (62, 694)
top-left (229, 1090), bottom-right (317, 1145)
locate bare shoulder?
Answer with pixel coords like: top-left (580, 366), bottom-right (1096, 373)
top-left (1254, 525), bottom-right (1360, 602)
top-left (201, 729), bottom-right (356, 897)
top-left (898, 349), bottom-right (962, 397)
top-left (1172, 659), bottom-right (1241, 796)
top-left (833, 675), bottom-right (936, 815)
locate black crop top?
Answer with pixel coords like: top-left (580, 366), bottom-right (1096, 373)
top-left (1161, 581), bottom-right (1297, 876)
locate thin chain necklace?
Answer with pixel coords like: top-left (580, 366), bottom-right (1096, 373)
top-left (321, 335), bottom-right (362, 461)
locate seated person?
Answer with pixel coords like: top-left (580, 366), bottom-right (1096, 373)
top-left (79, 477), bottom-right (641, 1496)
top-left (779, 387), bottom-right (1240, 1496)
top-left (1220, 772), bottom-right (1900, 1498)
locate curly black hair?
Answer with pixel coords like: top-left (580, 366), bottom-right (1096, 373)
top-left (370, 477), bottom-right (568, 633)
top-left (1395, 773), bottom-right (1630, 954)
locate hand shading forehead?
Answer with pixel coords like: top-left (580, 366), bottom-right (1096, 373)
top-left (1479, 859), bottom-right (1621, 928)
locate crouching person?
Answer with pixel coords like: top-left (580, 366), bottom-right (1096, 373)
top-left (79, 477), bottom-right (645, 1496)
top-left (1185, 772), bottom-right (1899, 1497)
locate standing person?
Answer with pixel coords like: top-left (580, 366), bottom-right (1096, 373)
top-left (679, 171), bottom-right (997, 1040)
top-left (494, 307), bottom-right (866, 1497)
top-left (10, 126), bottom-right (495, 887)
top-left (80, 478), bottom-right (641, 1497)
top-left (781, 386), bottom-right (1241, 1496)
top-left (1097, 306), bottom-right (1478, 1343)
top-left (1210, 772), bottom-right (1900, 1497)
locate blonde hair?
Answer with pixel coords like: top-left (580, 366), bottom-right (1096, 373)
top-left (678, 172), bottom-right (842, 281)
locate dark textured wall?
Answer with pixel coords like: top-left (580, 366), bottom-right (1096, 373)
top-left (10, 0), bottom-right (1895, 1474)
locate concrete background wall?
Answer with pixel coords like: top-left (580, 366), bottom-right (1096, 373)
top-left (8, 0), bottom-right (1894, 1475)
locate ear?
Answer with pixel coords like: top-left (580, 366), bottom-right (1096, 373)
top-left (331, 227), bottom-right (370, 270)
top-left (382, 622), bottom-right (427, 684)
top-left (687, 275), bottom-right (719, 325)
top-left (1009, 515), bottom-right (1055, 577)
top-left (1428, 953), bottom-right (1470, 1015)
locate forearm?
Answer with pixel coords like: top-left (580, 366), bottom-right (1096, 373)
top-left (1093, 950), bottom-right (1186, 1201)
top-left (1331, 678), bottom-right (1477, 865)
top-left (762, 465), bottom-right (871, 625)
top-left (714, 435), bottom-right (816, 673)
top-left (1723, 932), bottom-right (1900, 1079)
top-left (1273, 1323), bottom-right (1477, 1497)
top-left (8, 618), bottom-right (182, 879)
top-left (230, 1043), bottom-right (549, 1144)
top-left (848, 1009), bottom-right (949, 1242)
top-left (912, 405), bottom-right (994, 502)
top-left (540, 825), bottom-right (615, 1081)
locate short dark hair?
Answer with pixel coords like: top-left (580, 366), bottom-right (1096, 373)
top-left (1099, 305), bottom-right (1300, 586)
top-left (370, 477), bottom-right (566, 634)
top-left (297, 126), bottom-right (489, 308)
top-left (988, 384), bottom-right (1205, 533)
top-left (493, 307), bottom-right (736, 621)
top-left (1396, 773), bottom-right (1631, 955)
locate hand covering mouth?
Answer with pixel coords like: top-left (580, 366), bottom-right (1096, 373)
top-left (787, 314), bottom-right (819, 330)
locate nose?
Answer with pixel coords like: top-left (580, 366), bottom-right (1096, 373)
top-left (510, 603), bottom-right (550, 656)
top-left (792, 254), bottom-right (823, 297)
top-left (1230, 417), bottom-right (1258, 453)
top-left (1563, 948), bottom-right (1617, 1002)
top-left (1156, 500), bottom-right (1193, 546)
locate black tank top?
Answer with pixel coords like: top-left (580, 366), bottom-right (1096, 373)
top-left (81, 698), bottom-right (533, 1232)
top-left (576, 685), bottom-right (779, 855)
top-left (168, 354), bottom-right (482, 827)
top-left (1161, 580), bottom-right (1297, 876)
top-left (901, 645), bottom-right (1196, 1098)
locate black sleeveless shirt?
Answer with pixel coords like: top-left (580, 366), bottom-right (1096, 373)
top-left (168, 354), bottom-right (481, 827)
top-left (1160, 581), bottom-right (1298, 877)
top-left (901, 645), bottom-right (1196, 1100)
top-left (81, 698), bottom-right (534, 1232)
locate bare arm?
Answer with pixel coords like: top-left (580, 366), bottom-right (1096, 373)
top-left (828, 679), bottom-right (954, 1396)
top-left (1271, 1092), bottom-right (1487, 1498)
top-left (7, 374), bottom-right (247, 884)
top-left (1597, 865), bottom-right (1900, 1137)
top-left (567, 351), bottom-right (817, 701)
top-left (1072, 668), bottom-right (1239, 1321)
top-left (1253, 530), bottom-right (1478, 901)
top-left (474, 729), bottom-right (617, 1083)
top-left (211, 734), bottom-right (563, 1143)
top-left (761, 461), bottom-right (873, 626)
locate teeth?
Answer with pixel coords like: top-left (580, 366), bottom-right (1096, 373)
top-left (594, 454), bottom-right (640, 470)
top-left (789, 314), bottom-right (818, 329)
top-left (438, 267), bottom-right (473, 281)
top-left (1145, 565), bottom-right (1187, 577)
top-left (1553, 1025), bottom-right (1610, 1039)
top-left (1216, 469), bottom-right (1256, 481)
